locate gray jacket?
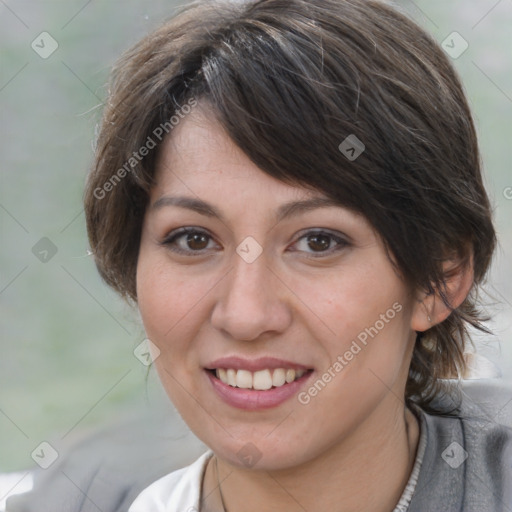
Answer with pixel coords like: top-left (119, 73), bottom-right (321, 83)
top-left (6, 382), bottom-right (512, 512)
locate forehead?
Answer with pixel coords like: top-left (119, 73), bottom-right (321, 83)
top-left (153, 106), bottom-right (322, 202)
top-left (148, 106), bottom-right (374, 240)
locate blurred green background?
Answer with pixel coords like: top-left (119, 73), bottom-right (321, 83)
top-left (1, 0), bottom-right (511, 472)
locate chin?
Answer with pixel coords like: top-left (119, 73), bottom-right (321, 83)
top-left (196, 421), bottom-right (318, 472)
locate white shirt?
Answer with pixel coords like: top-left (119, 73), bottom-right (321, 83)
top-left (128, 450), bottom-right (214, 512)
top-left (0, 472), bottom-right (33, 512)
top-left (128, 417), bottom-right (427, 512)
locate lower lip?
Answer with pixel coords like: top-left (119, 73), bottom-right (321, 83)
top-left (206, 370), bottom-right (313, 410)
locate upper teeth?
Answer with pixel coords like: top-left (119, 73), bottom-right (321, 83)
top-left (215, 368), bottom-right (306, 390)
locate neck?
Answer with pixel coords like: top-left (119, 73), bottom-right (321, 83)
top-left (202, 401), bottom-right (420, 512)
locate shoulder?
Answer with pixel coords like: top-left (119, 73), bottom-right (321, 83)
top-left (409, 387), bottom-right (512, 512)
top-left (5, 408), bottom-right (207, 512)
top-left (420, 405), bottom-right (512, 467)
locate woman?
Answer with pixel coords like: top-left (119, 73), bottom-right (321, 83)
top-left (81, 0), bottom-right (510, 510)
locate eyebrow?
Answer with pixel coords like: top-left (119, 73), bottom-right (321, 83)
top-left (151, 195), bottom-right (342, 223)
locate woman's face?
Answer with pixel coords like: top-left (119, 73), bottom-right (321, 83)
top-left (137, 108), bottom-right (423, 471)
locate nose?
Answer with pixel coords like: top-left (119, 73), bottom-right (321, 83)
top-left (210, 249), bottom-right (293, 342)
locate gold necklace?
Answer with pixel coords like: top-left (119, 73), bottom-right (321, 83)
top-left (215, 456), bottom-right (228, 512)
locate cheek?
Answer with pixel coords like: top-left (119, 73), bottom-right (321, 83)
top-left (136, 253), bottom-right (207, 407)
top-left (137, 253), bottom-right (200, 341)
top-left (136, 253), bottom-right (189, 365)
top-left (136, 250), bottom-right (224, 379)
top-left (293, 258), bottom-right (413, 385)
top-left (292, 258), bottom-right (407, 339)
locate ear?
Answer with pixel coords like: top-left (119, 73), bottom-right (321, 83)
top-left (411, 253), bottom-right (474, 332)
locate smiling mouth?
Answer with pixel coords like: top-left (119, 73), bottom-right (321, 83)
top-left (207, 368), bottom-right (314, 390)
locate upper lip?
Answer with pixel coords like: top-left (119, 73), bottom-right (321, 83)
top-left (206, 356), bottom-right (312, 372)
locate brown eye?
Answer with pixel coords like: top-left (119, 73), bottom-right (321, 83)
top-left (292, 230), bottom-right (349, 257)
top-left (185, 232), bottom-right (209, 250)
top-left (161, 227), bottom-right (217, 255)
top-left (306, 233), bottom-right (332, 252)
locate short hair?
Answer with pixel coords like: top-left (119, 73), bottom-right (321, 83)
top-left (84, 0), bottom-right (496, 411)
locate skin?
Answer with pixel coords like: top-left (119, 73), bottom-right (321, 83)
top-left (136, 106), bottom-right (473, 512)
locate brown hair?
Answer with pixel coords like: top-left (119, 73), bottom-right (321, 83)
top-left (84, 0), bottom-right (496, 412)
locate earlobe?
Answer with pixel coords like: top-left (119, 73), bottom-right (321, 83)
top-left (411, 254), bottom-right (474, 332)
top-left (411, 290), bottom-right (435, 333)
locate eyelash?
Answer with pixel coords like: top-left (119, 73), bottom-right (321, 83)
top-left (160, 227), bottom-right (349, 258)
